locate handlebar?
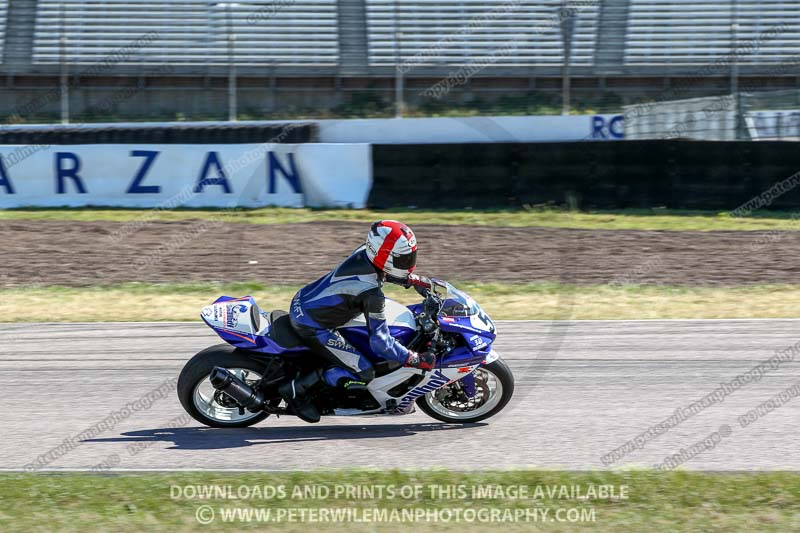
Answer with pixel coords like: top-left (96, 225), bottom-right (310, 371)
top-left (415, 286), bottom-right (442, 336)
top-left (392, 273), bottom-right (447, 335)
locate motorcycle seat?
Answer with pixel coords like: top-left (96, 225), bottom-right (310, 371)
top-left (268, 310), bottom-right (304, 349)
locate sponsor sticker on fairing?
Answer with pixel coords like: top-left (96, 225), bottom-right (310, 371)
top-left (396, 370), bottom-right (450, 412)
top-left (225, 304), bottom-right (248, 329)
top-left (470, 334), bottom-right (488, 350)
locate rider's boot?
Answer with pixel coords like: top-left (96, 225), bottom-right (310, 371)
top-left (279, 369), bottom-right (323, 423)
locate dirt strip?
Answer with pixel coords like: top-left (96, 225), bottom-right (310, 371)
top-left (1, 220), bottom-right (798, 287)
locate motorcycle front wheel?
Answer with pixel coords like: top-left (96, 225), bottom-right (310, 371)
top-left (416, 359), bottom-right (514, 424)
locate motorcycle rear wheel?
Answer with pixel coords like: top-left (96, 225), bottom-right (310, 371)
top-left (177, 344), bottom-right (273, 428)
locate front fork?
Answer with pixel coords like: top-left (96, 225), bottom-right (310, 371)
top-left (460, 372), bottom-right (477, 398)
top-left (461, 348), bottom-right (500, 399)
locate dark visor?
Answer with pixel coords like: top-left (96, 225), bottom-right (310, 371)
top-left (392, 250), bottom-right (417, 270)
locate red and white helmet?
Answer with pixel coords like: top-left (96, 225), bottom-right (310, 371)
top-left (365, 220), bottom-right (417, 279)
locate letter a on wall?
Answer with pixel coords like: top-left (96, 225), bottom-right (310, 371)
top-left (194, 152), bottom-right (232, 193)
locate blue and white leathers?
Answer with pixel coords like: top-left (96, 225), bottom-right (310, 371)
top-left (288, 246), bottom-right (410, 381)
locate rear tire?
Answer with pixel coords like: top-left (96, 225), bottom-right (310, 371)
top-left (177, 344), bottom-right (271, 428)
top-left (417, 359), bottom-right (514, 424)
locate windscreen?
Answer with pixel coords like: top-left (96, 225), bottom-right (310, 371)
top-left (439, 282), bottom-right (482, 317)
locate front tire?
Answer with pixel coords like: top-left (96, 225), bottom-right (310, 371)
top-left (177, 344), bottom-right (271, 428)
top-left (417, 359), bottom-right (514, 424)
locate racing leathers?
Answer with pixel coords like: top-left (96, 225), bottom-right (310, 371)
top-left (289, 245), bottom-right (410, 386)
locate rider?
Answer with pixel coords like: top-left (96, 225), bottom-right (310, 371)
top-left (281, 220), bottom-right (435, 423)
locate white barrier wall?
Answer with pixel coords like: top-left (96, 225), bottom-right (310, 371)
top-left (0, 143), bottom-right (372, 208)
top-left (12, 114), bottom-right (624, 144)
top-left (315, 114), bottom-right (625, 143)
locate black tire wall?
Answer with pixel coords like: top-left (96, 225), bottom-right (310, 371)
top-left (369, 141), bottom-right (800, 210)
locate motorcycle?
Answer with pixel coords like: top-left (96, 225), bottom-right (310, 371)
top-left (177, 277), bottom-right (514, 427)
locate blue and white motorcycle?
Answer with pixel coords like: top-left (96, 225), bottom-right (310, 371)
top-left (177, 278), bottom-right (514, 427)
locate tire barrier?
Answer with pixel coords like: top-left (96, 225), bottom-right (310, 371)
top-left (370, 140), bottom-right (800, 210)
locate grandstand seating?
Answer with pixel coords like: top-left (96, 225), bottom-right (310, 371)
top-left (366, 0), bottom-right (599, 67)
top-left (0, 1), bottom-right (8, 60)
top-left (625, 1), bottom-right (800, 65)
top-left (0, 0), bottom-right (792, 72)
top-left (31, 0), bottom-right (339, 66)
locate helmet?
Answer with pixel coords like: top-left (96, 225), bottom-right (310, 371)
top-left (365, 220), bottom-right (417, 279)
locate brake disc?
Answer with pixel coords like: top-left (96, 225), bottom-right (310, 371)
top-left (437, 375), bottom-right (490, 412)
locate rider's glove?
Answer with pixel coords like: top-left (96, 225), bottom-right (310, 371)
top-left (405, 350), bottom-right (436, 371)
top-left (404, 273), bottom-right (431, 289)
top-left (404, 273), bottom-right (432, 296)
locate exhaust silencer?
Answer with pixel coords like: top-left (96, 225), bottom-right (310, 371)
top-left (209, 366), bottom-right (265, 410)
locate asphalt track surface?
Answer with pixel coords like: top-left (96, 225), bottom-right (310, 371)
top-left (2, 320), bottom-right (798, 471)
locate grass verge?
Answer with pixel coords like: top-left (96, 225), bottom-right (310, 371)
top-left (1, 470), bottom-right (798, 532)
top-left (3, 207), bottom-right (800, 231)
top-left (3, 282), bottom-right (800, 322)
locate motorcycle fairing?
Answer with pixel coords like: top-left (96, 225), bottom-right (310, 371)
top-left (438, 315), bottom-right (495, 360)
top-left (201, 296), bottom-right (307, 354)
top-left (440, 345), bottom-right (488, 368)
top-left (343, 364), bottom-right (479, 415)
